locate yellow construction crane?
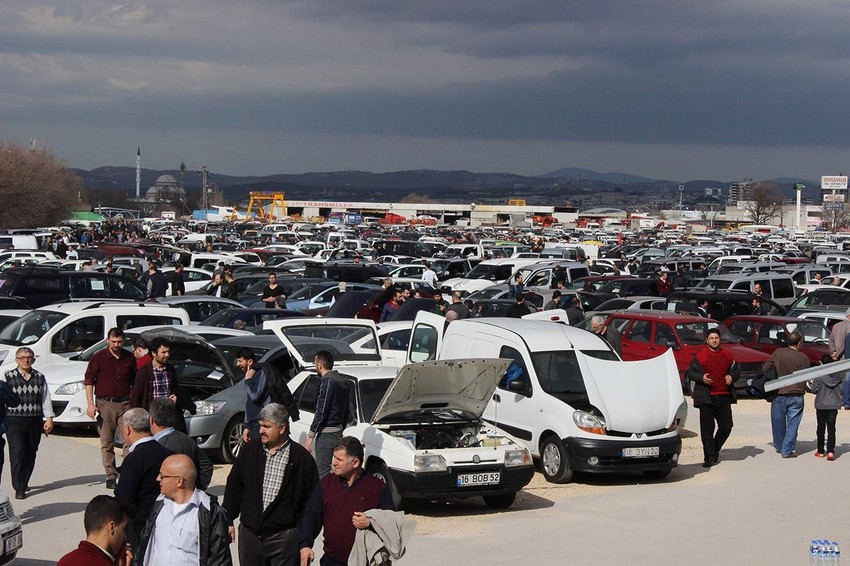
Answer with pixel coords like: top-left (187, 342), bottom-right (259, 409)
top-left (243, 192), bottom-right (286, 221)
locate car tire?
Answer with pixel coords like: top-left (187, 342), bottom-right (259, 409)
top-left (483, 492), bottom-right (516, 509)
top-left (367, 460), bottom-right (402, 508)
top-left (220, 416), bottom-right (245, 464)
top-left (643, 469), bottom-right (672, 480)
top-left (540, 434), bottom-right (573, 483)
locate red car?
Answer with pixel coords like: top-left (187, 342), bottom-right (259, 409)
top-left (722, 315), bottom-right (831, 366)
top-left (603, 311), bottom-right (770, 390)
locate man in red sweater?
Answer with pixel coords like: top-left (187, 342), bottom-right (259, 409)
top-left (299, 436), bottom-right (395, 566)
top-left (57, 495), bottom-right (132, 566)
top-left (685, 328), bottom-right (738, 468)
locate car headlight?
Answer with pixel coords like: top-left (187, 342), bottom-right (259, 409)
top-left (55, 381), bottom-right (86, 396)
top-left (504, 449), bottom-right (532, 467)
top-left (573, 410), bottom-right (606, 435)
top-left (193, 400), bottom-right (226, 416)
top-left (414, 454), bottom-right (447, 472)
top-left (669, 400), bottom-right (688, 432)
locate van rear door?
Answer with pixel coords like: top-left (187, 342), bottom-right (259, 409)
top-left (407, 311), bottom-right (446, 363)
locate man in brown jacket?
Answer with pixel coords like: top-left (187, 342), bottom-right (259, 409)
top-left (762, 331), bottom-right (810, 458)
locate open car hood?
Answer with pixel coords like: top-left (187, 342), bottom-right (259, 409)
top-left (576, 349), bottom-right (683, 432)
top-left (263, 318), bottom-right (382, 368)
top-left (371, 358), bottom-right (510, 425)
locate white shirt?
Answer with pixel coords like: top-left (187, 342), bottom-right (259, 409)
top-left (421, 269), bottom-right (438, 286)
top-left (127, 435), bottom-right (156, 454)
top-left (145, 490), bottom-right (204, 566)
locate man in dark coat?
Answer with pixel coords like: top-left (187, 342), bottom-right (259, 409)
top-left (150, 397), bottom-right (214, 490)
top-left (224, 403), bottom-right (318, 566)
top-left (114, 408), bottom-right (174, 549)
top-left (130, 337), bottom-right (195, 433)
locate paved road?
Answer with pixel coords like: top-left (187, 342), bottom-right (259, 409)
top-left (9, 397), bottom-right (847, 564)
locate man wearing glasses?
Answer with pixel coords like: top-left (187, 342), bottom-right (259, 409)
top-left (135, 454), bottom-right (233, 565)
top-left (4, 347), bottom-right (52, 500)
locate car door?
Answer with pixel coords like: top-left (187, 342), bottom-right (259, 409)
top-left (618, 319), bottom-right (655, 361)
top-left (753, 322), bottom-right (784, 355)
top-left (406, 311), bottom-right (445, 363)
top-left (482, 344), bottom-right (538, 445)
top-left (379, 328), bottom-right (412, 369)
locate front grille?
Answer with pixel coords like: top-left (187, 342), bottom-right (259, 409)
top-left (607, 428), bottom-right (669, 438)
top-left (0, 502), bottom-right (15, 522)
top-left (596, 454), bottom-right (675, 467)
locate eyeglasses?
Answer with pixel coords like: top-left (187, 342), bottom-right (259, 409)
top-left (16, 356), bottom-right (34, 361)
top-left (156, 473), bottom-right (184, 481)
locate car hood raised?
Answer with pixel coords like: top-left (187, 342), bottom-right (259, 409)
top-left (371, 358), bottom-right (510, 425)
top-left (577, 349), bottom-right (683, 432)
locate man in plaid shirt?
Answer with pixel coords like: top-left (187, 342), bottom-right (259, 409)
top-left (224, 403), bottom-right (318, 566)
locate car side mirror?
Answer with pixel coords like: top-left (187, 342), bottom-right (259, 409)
top-left (665, 340), bottom-right (679, 350)
top-left (507, 379), bottom-right (530, 396)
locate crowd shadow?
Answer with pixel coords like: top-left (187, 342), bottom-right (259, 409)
top-left (27, 474), bottom-right (104, 497)
top-left (20, 501), bottom-right (87, 526)
top-left (14, 559), bottom-right (56, 565)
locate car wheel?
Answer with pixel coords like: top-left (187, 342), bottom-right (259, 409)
top-left (220, 416), bottom-right (245, 464)
top-left (483, 493), bottom-right (516, 509)
top-left (643, 469), bottom-right (672, 480)
top-left (540, 435), bottom-right (573, 483)
top-left (366, 460), bottom-right (402, 508)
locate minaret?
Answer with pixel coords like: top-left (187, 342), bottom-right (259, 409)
top-left (136, 147), bottom-right (141, 198)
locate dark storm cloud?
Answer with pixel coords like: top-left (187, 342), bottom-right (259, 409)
top-left (4, 0), bottom-right (850, 177)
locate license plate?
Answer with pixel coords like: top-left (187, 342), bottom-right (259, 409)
top-left (456, 472), bottom-right (501, 487)
top-left (622, 446), bottom-right (660, 458)
top-left (4, 530), bottom-right (21, 554)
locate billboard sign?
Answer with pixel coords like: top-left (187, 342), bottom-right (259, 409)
top-left (823, 202), bottom-right (844, 211)
top-left (821, 176), bottom-right (848, 190)
top-left (824, 193), bottom-right (846, 203)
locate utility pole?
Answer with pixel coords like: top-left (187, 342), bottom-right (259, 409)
top-left (794, 183), bottom-right (805, 233)
top-left (135, 147), bottom-right (141, 199)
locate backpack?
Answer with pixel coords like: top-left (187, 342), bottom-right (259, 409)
top-left (257, 363), bottom-right (300, 422)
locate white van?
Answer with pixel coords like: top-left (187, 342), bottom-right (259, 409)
top-left (406, 312), bottom-right (686, 483)
top-left (0, 302), bottom-right (190, 373)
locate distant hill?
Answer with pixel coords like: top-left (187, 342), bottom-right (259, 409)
top-left (540, 167), bottom-right (660, 185)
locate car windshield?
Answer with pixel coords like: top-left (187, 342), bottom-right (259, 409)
top-left (288, 284), bottom-right (333, 301)
top-left (530, 350), bottom-right (618, 407)
top-left (596, 279), bottom-right (628, 294)
top-left (358, 378), bottom-right (393, 422)
top-left (673, 321), bottom-right (737, 344)
top-left (463, 264), bottom-right (513, 280)
top-left (792, 292), bottom-right (850, 309)
top-left (280, 324), bottom-right (381, 362)
top-left (0, 311), bottom-right (68, 346)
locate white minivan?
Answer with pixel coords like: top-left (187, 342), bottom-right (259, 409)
top-left (406, 312), bottom-right (686, 483)
top-left (0, 301), bottom-right (190, 373)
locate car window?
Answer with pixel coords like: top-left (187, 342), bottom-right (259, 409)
top-left (654, 324), bottom-right (676, 345)
top-left (626, 320), bottom-right (652, 343)
top-left (115, 315), bottom-right (184, 330)
top-left (498, 345), bottom-right (531, 392)
top-left (52, 316), bottom-right (105, 354)
top-left (758, 323), bottom-right (785, 345)
top-left (409, 323), bottom-right (439, 363)
top-left (294, 375), bottom-right (321, 414)
top-left (382, 329), bottom-right (410, 352)
top-left (772, 279), bottom-right (794, 298)
top-left (727, 320), bottom-right (756, 341)
top-left (527, 271), bottom-right (550, 287)
top-left (109, 277), bottom-right (145, 300)
top-left (21, 277), bottom-right (62, 294)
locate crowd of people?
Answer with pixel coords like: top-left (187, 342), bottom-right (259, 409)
top-left (0, 322), bottom-right (410, 565)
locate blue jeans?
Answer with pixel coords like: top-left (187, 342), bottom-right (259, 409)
top-left (843, 371), bottom-right (850, 408)
top-left (771, 395), bottom-right (804, 456)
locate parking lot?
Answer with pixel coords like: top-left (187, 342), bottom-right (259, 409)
top-left (8, 394), bottom-right (847, 565)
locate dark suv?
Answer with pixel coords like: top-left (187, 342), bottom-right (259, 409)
top-left (0, 267), bottom-right (146, 308)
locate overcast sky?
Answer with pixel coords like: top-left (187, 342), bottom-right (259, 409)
top-left (3, 0), bottom-right (850, 182)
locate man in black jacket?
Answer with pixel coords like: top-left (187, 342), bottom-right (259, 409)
top-left (135, 454), bottom-right (232, 566)
top-left (304, 351), bottom-right (351, 478)
top-left (114, 408), bottom-right (173, 549)
top-left (224, 403), bottom-right (318, 566)
top-left (150, 397), bottom-right (214, 490)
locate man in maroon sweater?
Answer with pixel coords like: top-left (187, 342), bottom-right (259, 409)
top-left (299, 436), bottom-right (394, 566)
top-left (84, 327), bottom-right (137, 489)
top-left (57, 495), bottom-right (132, 566)
top-left (685, 328), bottom-right (739, 468)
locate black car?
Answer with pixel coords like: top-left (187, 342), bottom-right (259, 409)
top-left (0, 267), bottom-right (146, 308)
top-left (201, 307), bottom-right (309, 329)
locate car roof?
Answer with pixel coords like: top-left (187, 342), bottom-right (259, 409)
top-left (607, 310), bottom-right (706, 322)
top-left (36, 301), bottom-right (180, 314)
top-left (210, 334), bottom-right (283, 347)
top-left (458, 317), bottom-right (611, 351)
top-left (725, 315), bottom-right (823, 324)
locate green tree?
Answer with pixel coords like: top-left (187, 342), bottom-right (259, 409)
top-left (0, 142), bottom-right (78, 228)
